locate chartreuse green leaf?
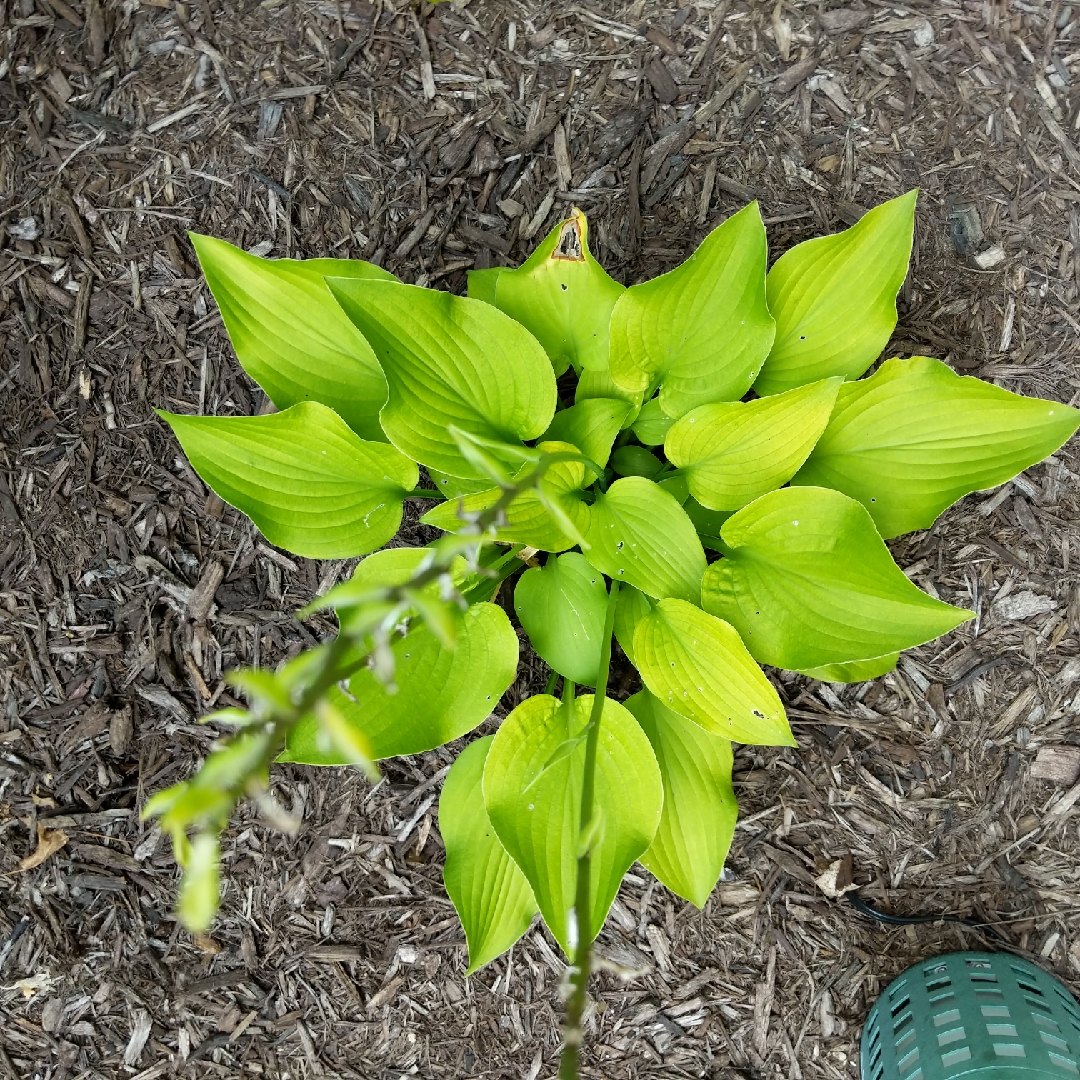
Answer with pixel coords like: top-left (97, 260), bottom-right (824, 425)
top-left (466, 267), bottom-right (506, 305)
top-left (609, 203), bottom-right (774, 417)
top-left (632, 397), bottom-right (677, 446)
top-left (189, 234), bottom-right (394, 442)
top-left (666, 378), bottom-right (841, 511)
top-left (178, 833), bottom-right (220, 934)
top-left (160, 402), bottom-right (417, 559)
top-left (494, 209), bottom-right (625, 374)
top-left (755, 190), bottom-right (916, 396)
top-left (326, 279), bottom-right (557, 480)
top-left (542, 399), bottom-right (632, 469)
top-left (576, 368), bottom-right (643, 427)
top-left (611, 446), bottom-right (663, 478)
top-left (800, 653), bottom-right (898, 683)
top-left (483, 694), bottom-right (662, 953)
top-left (625, 691), bottom-right (737, 908)
top-left (633, 599), bottom-right (792, 745)
top-left (280, 602), bottom-right (517, 762)
top-left (440, 737), bottom-right (538, 974)
top-left (700, 486), bottom-right (972, 670)
top-left (514, 554), bottom-right (609, 686)
top-left (571, 477), bottom-right (706, 603)
top-left (421, 442), bottom-right (587, 552)
top-left (613, 585), bottom-right (652, 666)
top-left (792, 356), bottom-right (1080, 538)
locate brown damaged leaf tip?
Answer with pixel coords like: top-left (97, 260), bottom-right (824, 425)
top-left (18, 824), bottom-right (69, 873)
top-left (552, 212), bottom-right (585, 262)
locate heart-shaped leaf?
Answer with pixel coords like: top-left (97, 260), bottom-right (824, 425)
top-left (515, 553), bottom-right (609, 686)
top-left (159, 402), bottom-right (417, 559)
top-left (440, 737), bottom-right (538, 974)
top-left (493, 209), bottom-right (626, 374)
top-left (633, 599), bottom-right (792, 745)
top-left (573, 477), bottom-right (706, 603)
top-left (666, 377), bottom-right (841, 511)
top-left (792, 356), bottom-right (1080, 538)
top-left (483, 693), bottom-right (662, 953)
top-left (327, 278), bottom-right (557, 479)
top-left (189, 234), bottom-right (394, 442)
top-left (609, 202), bottom-right (774, 416)
top-left (541, 398), bottom-right (632, 470)
top-left (754, 190), bottom-right (916, 396)
top-left (280, 601), bottom-right (517, 761)
top-left (626, 691), bottom-right (738, 908)
top-left (701, 486), bottom-right (973, 670)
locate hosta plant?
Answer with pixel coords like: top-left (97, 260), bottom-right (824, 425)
top-left (148, 192), bottom-right (1079, 1076)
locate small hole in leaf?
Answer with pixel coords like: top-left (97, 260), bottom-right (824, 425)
top-left (561, 283), bottom-right (568, 291)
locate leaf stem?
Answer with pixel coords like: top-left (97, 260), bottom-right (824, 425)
top-left (559, 578), bottom-right (620, 1080)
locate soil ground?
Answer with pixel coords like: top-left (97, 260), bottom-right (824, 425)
top-left (4, 0), bottom-right (1080, 1077)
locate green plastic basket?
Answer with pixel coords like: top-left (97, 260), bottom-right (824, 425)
top-left (862, 952), bottom-right (1080, 1080)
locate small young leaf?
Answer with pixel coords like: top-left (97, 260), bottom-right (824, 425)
top-left (440, 737), bottom-right (538, 974)
top-left (682, 498), bottom-right (732, 550)
top-left (576, 367), bottom-right (643, 425)
top-left (609, 202), bottom-right (774, 416)
top-left (610, 445), bottom-right (664, 478)
top-left (700, 486), bottom-right (973, 670)
top-left (666, 377), bottom-right (841, 511)
top-left (159, 402), bottom-right (418, 559)
top-left (613, 585), bottom-right (653, 666)
top-left (755, 190), bottom-right (917, 396)
top-left (632, 397), bottom-right (677, 446)
top-left (542, 398), bottom-right (632, 470)
top-left (189, 234), bottom-right (394, 441)
top-left (626, 691), bottom-right (738, 908)
top-left (280, 602), bottom-right (518, 762)
top-left (327, 278), bottom-right (557, 479)
top-left (792, 356), bottom-right (1080, 538)
top-left (466, 267), bottom-right (506, 305)
top-left (799, 653), bottom-right (898, 683)
top-left (483, 693), bottom-right (662, 952)
top-left (633, 599), bottom-right (793, 745)
top-left (515, 553), bottom-right (609, 686)
top-left (494, 209), bottom-right (625, 374)
top-left (574, 477), bottom-right (706, 603)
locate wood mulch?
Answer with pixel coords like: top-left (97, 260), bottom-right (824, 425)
top-left (3, 0), bottom-right (1080, 1076)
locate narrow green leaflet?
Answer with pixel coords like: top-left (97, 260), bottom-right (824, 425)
top-left (666, 378), bottom-right (841, 511)
top-left (466, 267), bottom-right (506, 305)
top-left (755, 190), bottom-right (916, 396)
top-left (189, 235), bottom-right (394, 442)
top-left (514, 554), bottom-right (609, 686)
top-left (421, 443), bottom-right (587, 552)
top-left (493, 209), bottom-right (625, 374)
top-left (327, 279), bottom-right (557, 479)
top-left (700, 486), bottom-right (973, 670)
top-left (609, 203), bottom-right (775, 417)
top-left (178, 834), bottom-right (220, 934)
top-left (799, 653), bottom-right (898, 684)
top-left (573, 477), bottom-right (706, 603)
top-left (483, 694), bottom-right (663, 953)
top-left (440, 737), bottom-right (538, 974)
top-left (541, 398), bottom-right (632, 469)
top-left (626, 691), bottom-right (737, 908)
top-left (633, 599), bottom-right (792, 745)
top-left (792, 356), bottom-right (1080, 538)
top-left (280, 602), bottom-right (517, 762)
top-left (576, 368), bottom-right (643, 426)
top-left (632, 397), bottom-right (677, 446)
top-left (613, 585), bottom-right (652, 666)
top-left (160, 402), bottom-right (418, 559)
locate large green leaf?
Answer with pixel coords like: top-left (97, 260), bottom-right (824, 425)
top-left (421, 442), bottom-right (587, 552)
top-left (625, 691), bottom-right (737, 908)
top-left (326, 279), bottom-right (557, 479)
top-left (666, 378), bottom-right (841, 511)
top-left (440, 737), bottom-right (538, 974)
top-left (514, 554), bottom-right (609, 686)
top-left (280, 602), bottom-right (517, 761)
top-left (792, 356), bottom-right (1080, 538)
top-left (189, 234), bottom-right (394, 442)
top-left (483, 693), bottom-right (662, 953)
top-left (613, 585), bottom-right (652, 666)
top-left (609, 203), bottom-right (774, 417)
top-left (494, 209), bottom-right (625, 374)
top-left (541, 399), bottom-right (632, 470)
top-left (633, 599), bottom-right (792, 745)
top-left (159, 402), bottom-right (417, 559)
top-left (701, 486), bottom-right (973, 670)
top-left (573, 477), bottom-right (706, 603)
top-left (754, 190), bottom-right (916, 396)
